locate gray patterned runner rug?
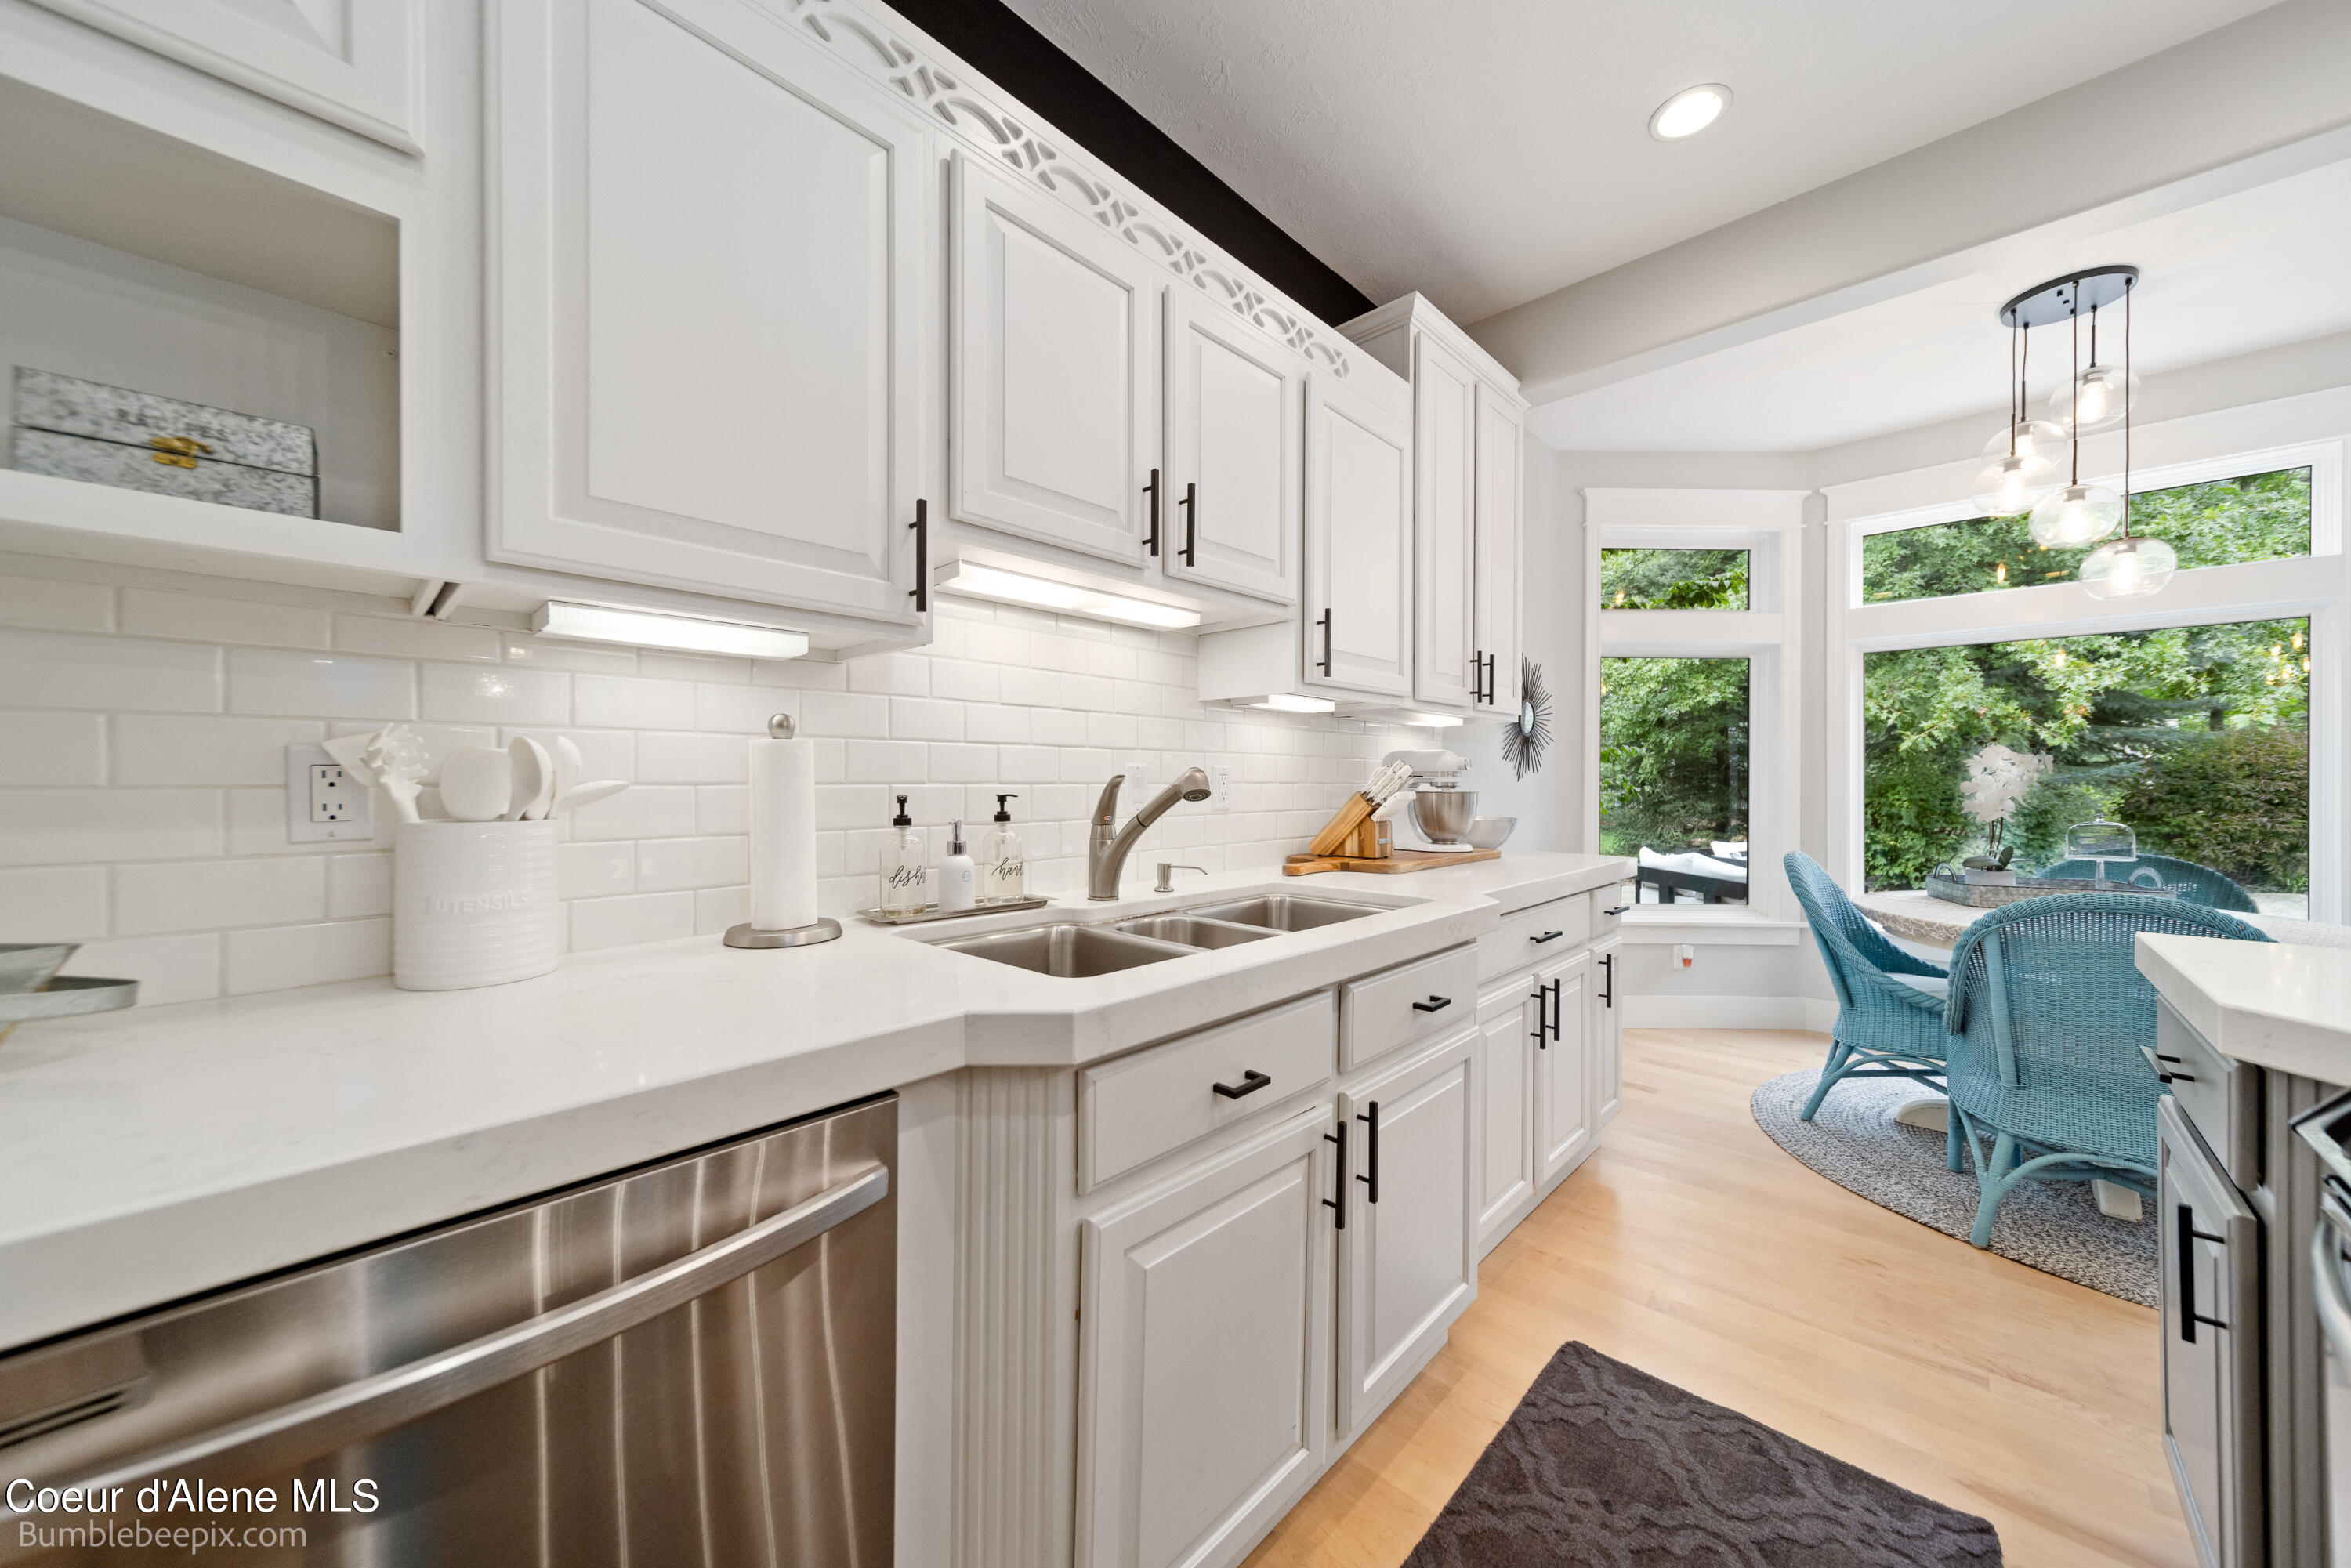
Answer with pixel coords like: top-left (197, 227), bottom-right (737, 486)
top-left (1749, 1070), bottom-right (2156, 1305)
top-left (1404, 1342), bottom-right (2000, 1566)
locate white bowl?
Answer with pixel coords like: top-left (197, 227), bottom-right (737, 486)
top-left (1466, 817), bottom-right (1516, 850)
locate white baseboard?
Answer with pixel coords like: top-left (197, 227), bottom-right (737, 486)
top-left (1621, 994), bottom-right (1836, 1033)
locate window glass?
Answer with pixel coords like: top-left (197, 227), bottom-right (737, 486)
top-left (1861, 467), bottom-right (2310, 604)
top-left (1600, 657), bottom-right (1750, 904)
top-left (1863, 618), bottom-right (2310, 914)
top-left (1599, 549), bottom-right (1749, 610)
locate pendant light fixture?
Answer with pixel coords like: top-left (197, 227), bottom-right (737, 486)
top-left (2080, 279), bottom-right (2174, 598)
top-left (1986, 267), bottom-right (2135, 549)
top-left (1971, 313), bottom-right (2057, 516)
top-left (2048, 302), bottom-right (2139, 435)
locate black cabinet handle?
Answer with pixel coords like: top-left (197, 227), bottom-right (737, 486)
top-left (1531, 930), bottom-right (1564, 944)
top-left (2176, 1204), bottom-right (2230, 1342)
top-left (1547, 977), bottom-right (1562, 1041)
top-left (2139, 1045), bottom-right (2191, 1085)
top-left (1472, 647), bottom-right (1485, 704)
top-left (1212, 1069), bottom-right (1270, 1100)
top-left (1412, 995), bottom-right (1452, 1013)
top-left (908, 498), bottom-right (928, 611)
top-left (1357, 1099), bottom-right (1380, 1204)
top-left (1180, 481), bottom-right (1197, 566)
top-left (1603, 906), bottom-right (1629, 917)
top-left (1484, 652), bottom-right (1497, 704)
top-left (1143, 468), bottom-right (1160, 556)
top-left (1316, 610), bottom-right (1333, 676)
top-left (1530, 980), bottom-right (1549, 1048)
top-left (1324, 1121), bottom-right (1348, 1230)
top-left (1599, 952), bottom-right (1614, 1009)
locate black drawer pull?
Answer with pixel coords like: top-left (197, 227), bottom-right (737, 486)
top-left (1356, 1099), bottom-right (1380, 1204)
top-left (2139, 1045), bottom-right (2193, 1084)
top-left (908, 498), bottom-right (929, 611)
top-left (1412, 995), bottom-right (1452, 1013)
top-left (1603, 905), bottom-right (1629, 917)
top-left (1316, 610), bottom-right (1333, 676)
top-left (1531, 930), bottom-right (1564, 944)
top-left (1599, 952), bottom-right (1614, 1009)
top-left (1179, 481), bottom-right (1197, 566)
top-left (1143, 468), bottom-right (1161, 556)
top-left (1324, 1121), bottom-right (1348, 1229)
top-left (1547, 977), bottom-right (1563, 1040)
top-left (1212, 1069), bottom-right (1270, 1100)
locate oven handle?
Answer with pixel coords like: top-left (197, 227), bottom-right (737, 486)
top-left (2313, 1204), bottom-right (2351, 1366)
top-left (1, 1164), bottom-right (889, 1515)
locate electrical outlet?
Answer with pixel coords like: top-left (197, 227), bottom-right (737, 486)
top-left (1210, 764), bottom-right (1233, 813)
top-left (287, 744), bottom-right (373, 843)
top-left (1674, 943), bottom-right (1697, 969)
top-left (1121, 756), bottom-right (1152, 798)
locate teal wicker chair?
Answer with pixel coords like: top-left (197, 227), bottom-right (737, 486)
top-left (2038, 853), bottom-right (2259, 913)
top-left (1943, 893), bottom-right (2270, 1247)
top-left (1785, 853), bottom-right (1957, 1158)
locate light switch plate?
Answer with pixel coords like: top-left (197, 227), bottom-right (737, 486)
top-left (287, 744), bottom-right (374, 842)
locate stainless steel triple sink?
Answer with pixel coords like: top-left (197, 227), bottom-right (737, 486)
top-left (936, 894), bottom-right (1382, 977)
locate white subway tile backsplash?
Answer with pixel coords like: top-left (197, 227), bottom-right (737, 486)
top-left (1, 712), bottom-right (105, 784)
top-left (0, 865), bottom-right (107, 940)
top-left (560, 841), bottom-right (635, 900)
top-left (929, 744), bottom-right (998, 782)
top-left (574, 675), bottom-right (696, 730)
top-left (567, 784), bottom-right (697, 842)
top-left (696, 785), bottom-right (748, 837)
top-left (1060, 674), bottom-right (1114, 710)
top-left (419, 664), bottom-right (567, 726)
top-left (115, 856), bottom-right (325, 934)
top-left (121, 589), bottom-right (329, 650)
top-left (232, 649), bottom-right (413, 719)
top-left (224, 918), bottom-right (389, 994)
top-left (1029, 708), bottom-right (1086, 746)
top-left (571, 892), bottom-right (694, 951)
top-left (0, 576), bottom-right (110, 632)
top-left (2, 629), bottom-right (221, 712)
top-left (62, 932), bottom-right (221, 1005)
top-left (927, 660), bottom-right (998, 703)
top-left (335, 616), bottom-right (502, 662)
top-left (0, 790), bottom-right (221, 866)
top-left (844, 739), bottom-right (927, 784)
top-left (696, 683), bottom-right (794, 735)
top-left (637, 731), bottom-right (749, 784)
top-left (640, 650), bottom-right (752, 684)
top-left (890, 697), bottom-right (963, 741)
top-left (803, 690), bottom-right (889, 738)
top-left (847, 653), bottom-right (929, 696)
top-left (965, 704), bottom-right (1030, 744)
top-left (636, 835), bottom-right (748, 892)
top-left (502, 635), bottom-right (636, 673)
top-left (694, 885), bottom-right (752, 935)
top-left (113, 715), bottom-right (324, 787)
top-left (326, 853), bottom-right (393, 918)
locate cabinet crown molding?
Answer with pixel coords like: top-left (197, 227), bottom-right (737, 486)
top-left (1340, 292), bottom-right (1526, 404)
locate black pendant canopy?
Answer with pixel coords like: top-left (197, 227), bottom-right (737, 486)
top-left (1999, 265), bottom-right (2139, 329)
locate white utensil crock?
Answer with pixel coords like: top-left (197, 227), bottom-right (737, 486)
top-left (394, 821), bottom-right (560, 990)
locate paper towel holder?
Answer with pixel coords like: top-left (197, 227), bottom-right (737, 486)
top-left (723, 712), bottom-right (845, 951)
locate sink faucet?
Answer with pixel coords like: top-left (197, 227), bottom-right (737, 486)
top-left (1089, 768), bottom-right (1212, 900)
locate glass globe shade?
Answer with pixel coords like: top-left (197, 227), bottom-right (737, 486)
top-left (2047, 363), bottom-right (2139, 433)
top-left (1970, 452), bottom-right (2058, 517)
top-left (2028, 482), bottom-right (2124, 547)
top-left (2081, 534), bottom-right (2177, 599)
top-left (1980, 418), bottom-right (2068, 465)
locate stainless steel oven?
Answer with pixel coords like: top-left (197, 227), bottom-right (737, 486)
top-left (0, 1094), bottom-right (895, 1566)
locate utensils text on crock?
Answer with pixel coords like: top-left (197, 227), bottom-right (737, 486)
top-left (437, 747), bottom-right (513, 823)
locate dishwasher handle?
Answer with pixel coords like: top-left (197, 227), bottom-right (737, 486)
top-left (2, 1164), bottom-right (889, 1518)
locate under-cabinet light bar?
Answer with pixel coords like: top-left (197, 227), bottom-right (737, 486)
top-left (531, 601), bottom-right (812, 661)
top-left (934, 561), bottom-right (1201, 630)
top-left (1248, 693), bottom-right (1338, 714)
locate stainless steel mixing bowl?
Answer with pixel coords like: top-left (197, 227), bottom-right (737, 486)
top-left (1407, 787), bottom-right (1478, 845)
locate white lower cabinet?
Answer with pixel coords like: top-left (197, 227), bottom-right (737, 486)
top-left (1534, 951), bottom-right (1594, 1190)
top-left (1077, 1106), bottom-right (1333, 1568)
top-left (1590, 936), bottom-right (1624, 1129)
top-left (1471, 976), bottom-right (1540, 1254)
top-left (1335, 1026), bottom-right (1477, 1438)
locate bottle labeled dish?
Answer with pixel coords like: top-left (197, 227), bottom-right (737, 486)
top-left (879, 795), bottom-right (926, 915)
top-left (980, 794), bottom-right (1026, 903)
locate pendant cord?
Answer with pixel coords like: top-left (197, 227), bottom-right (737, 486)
top-left (2121, 284), bottom-right (2134, 538)
top-left (2009, 322), bottom-right (2019, 453)
top-left (2070, 300), bottom-right (2081, 485)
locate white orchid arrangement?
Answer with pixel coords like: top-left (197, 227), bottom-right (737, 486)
top-left (1957, 742), bottom-right (2050, 868)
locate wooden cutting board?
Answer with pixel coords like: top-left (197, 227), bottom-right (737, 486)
top-left (1284, 848), bottom-right (1501, 876)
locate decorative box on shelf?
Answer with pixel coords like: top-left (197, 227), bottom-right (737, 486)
top-left (1924, 870), bottom-right (2178, 908)
top-left (8, 368), bottom-right (319, 517)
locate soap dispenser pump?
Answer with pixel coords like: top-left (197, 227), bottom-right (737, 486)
top-left (879, 795), bottom-right (925, 915)
top-left (938, 819), bottom-right (978, 912)
top-left (981, 793), bottom-right (1026, 903)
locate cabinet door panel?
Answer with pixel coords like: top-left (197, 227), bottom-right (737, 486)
top-left (1164, 290), bottom-right (1300, 603)
top-left (1536, 953), bottom-right (1592, 1188)
top-left (951, 155), bottom-right (1157, 564)
top-left (2157, 1097), bottom-right (2262, 1568)
top-left (1473, 983), bottom-right (1536, 1251)
top-left (1412, 337), bottom-right (1476, 708)
top-left (1338, 1028), bottom-right (1476, 1436)
top-left (492, 0), bottom-right (926, 625)
top-left (1078, 1109), bottom-right (1332, 1568)
top-left (1473, 385), bottom-right (1523, 714)
top-left (1591, 938), bottom-right (1623, 1128)
top-left (1302, 374), bottom-right (1412, 697)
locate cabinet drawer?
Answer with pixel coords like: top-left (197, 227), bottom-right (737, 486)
top-left (1342, 945), bottom-right (1479, 1070)
top-left (1476, 896), bottom-right (1591, 982)
top-left (2155, 999), bottom-right (2261, 1189)
top-left (1079, 992), bottom-right (1335, 1192)
top-left (1591, 888), bottom-right (1627, 938)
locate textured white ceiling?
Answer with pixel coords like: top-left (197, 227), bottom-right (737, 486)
top-left (1001, 0), bottom-right (2284, 324)
top-left (1527, 155), bottom-right (2351, 451)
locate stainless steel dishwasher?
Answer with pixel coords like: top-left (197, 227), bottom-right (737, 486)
top-left (0, 1094), bottom-right (894, 1566)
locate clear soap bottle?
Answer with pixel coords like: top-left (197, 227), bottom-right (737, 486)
top-left (981, 793), bottom-right (1026, 903)
top-left (879, 795), bottom-right (926, 915)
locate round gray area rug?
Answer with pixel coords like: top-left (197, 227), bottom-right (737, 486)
top-left (1750, 1070), bottom-right (2155, 1306)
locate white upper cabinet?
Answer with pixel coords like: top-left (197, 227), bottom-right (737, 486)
top-left (1474, 385), bottom-right (1524, 715)
top-left (488, 0), bottom-right (928, 632)
top-left (1162, 288), bottom-right (1302, 603)
top-left (1301, 371), bottom-right (1413, 698)
top-left (949, 153), bottom-right (1159, 567)
top-left (1411, 335), bottom-right (1477, 708)
top-left (26, 0), bottom-right (424, 152)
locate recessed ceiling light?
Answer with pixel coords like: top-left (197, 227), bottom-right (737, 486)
top-left (1649, 83), bottom-right (1731, 141)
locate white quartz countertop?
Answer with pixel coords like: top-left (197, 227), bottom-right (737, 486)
top-left (2137, 932), bottom-right (2351, 1083)
top-left (0, 852), bottom-right (1627, 1351)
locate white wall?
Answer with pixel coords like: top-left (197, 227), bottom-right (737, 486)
top-left (0, 556), bottom-right (1439, 1006)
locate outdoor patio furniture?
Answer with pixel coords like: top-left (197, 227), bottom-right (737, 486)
top-left (1785, 852), bottom-right (1957, 1157)
top-left (1943, 893), bottom-right (2271, 1247)
top-left (1638, 846), bottom-right (1749, 904)
top-left (2038, 852), bottom-right (2259, 912)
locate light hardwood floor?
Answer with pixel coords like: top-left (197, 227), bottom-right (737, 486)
top-left (1243, 1027), bottom-right (2193, 1568)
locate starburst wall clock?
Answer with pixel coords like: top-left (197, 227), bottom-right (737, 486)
top-left (1500, 657), bottom-right (1552, 780)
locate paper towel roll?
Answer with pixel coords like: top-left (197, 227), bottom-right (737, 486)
top-left (748, 736), bottom-right (818, 931)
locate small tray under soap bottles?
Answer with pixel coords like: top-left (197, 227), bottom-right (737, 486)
top-left (857, 897), bottom-right (1050, 927)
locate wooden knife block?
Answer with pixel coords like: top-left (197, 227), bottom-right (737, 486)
top-left (1342, 817), bottom-right (1389, 860)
